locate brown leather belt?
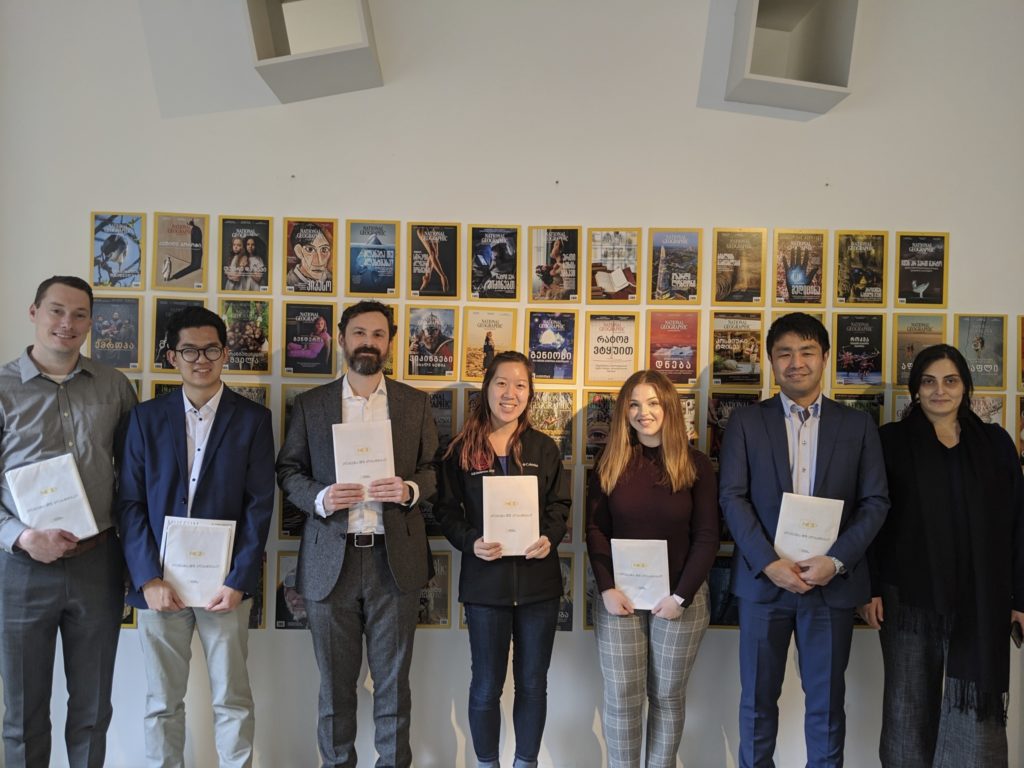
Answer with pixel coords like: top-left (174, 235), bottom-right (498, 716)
top-left (61, 528), bottom-right (112, 559)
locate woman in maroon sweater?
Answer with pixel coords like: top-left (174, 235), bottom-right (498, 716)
top-left (585, 369), bottom-right (719, 768)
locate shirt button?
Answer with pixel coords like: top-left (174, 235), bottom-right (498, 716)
top-left (801, 468), bottom-right (807, 473)
top-left (63, 412), bottom-right (69, 417)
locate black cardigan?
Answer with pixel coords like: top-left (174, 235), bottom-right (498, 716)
top-left (437, 428), bottom-right (571, 606)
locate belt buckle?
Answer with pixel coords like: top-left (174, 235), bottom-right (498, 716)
top-left (353, 533), bottom-right (374, 548)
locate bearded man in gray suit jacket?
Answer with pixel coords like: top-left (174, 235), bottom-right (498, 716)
top-left (277, 300), bottom-right (438, 768)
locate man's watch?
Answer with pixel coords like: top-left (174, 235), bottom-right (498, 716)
top-left (829, 556), bottom-right (847, 575)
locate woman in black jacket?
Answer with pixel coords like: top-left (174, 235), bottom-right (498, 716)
top-left (438, 351), bottom-right (570, 768)
top-left (860, 344), bottom-right (1024, 767)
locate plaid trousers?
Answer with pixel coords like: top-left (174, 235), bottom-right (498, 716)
top-left (594, 582), bottom-right (710, 768)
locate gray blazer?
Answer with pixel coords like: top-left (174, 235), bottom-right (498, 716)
top-left (276, 377), bottom-right (439, 600)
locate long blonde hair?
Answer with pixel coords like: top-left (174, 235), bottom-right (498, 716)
top-left (596, 369), bottom-right (697, 494)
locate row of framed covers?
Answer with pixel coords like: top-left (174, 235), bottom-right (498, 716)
top-left (90, 294), bottom-right (1020, 392)
top-left (90, 212), bottom-right (949, 308)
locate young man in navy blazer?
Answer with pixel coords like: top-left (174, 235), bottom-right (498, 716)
top-left (118, 307), bottom-right (275, 768)
top-left (719, 312), bottom-right (889, 768)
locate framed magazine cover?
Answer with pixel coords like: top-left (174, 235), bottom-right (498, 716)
top-left (283, 218), bottom-right (337, 296)
top-left (461, 307), bottom-right (517, 382)
top-left (583, 390), bottom-right (615, 465)
top-left (1016, 396), bottom-right (1024, 466)
top-left (218, 216), bottom-right (271, 293)
top-left (408, 222), bottom-right (460, 300)
top-left (955, 313), bottom-right (1007, 390)
top-left (583, 552), bottom-right (597, 631)
top-left (405, 305), bottom-right (459, 381)
top-left (90, 295), bottom-right (141, 371)
top-left (678, 390), bottom-right (700, 447)
top-left (892, 313), bottom-right (945, 387)
top-left (152, 213), bottom-right (209, 292)
top-left (648, 228), bottom-right (701, 304)
top-left (150, 297), bottom-right (206, 372)
top-left (417, 551), bottom-right (452, 629)
top-left (526, 310), bottom-right (578, 383)
top-left (710, 311), bottom-right (764, 388)
top-left (248, 553), bottom-right (268, 630)
top-left (279, 385), bottom-right (315, 539)
top-left (528, 226), bottom-right (580, 302)
top-left (970, 394), bottom-right (1006, 427)
top-left (227, 383), bottom-right (270, 407)
top-left (584, 311), bottom-right (639, 387)
top-left (707, 390), bottom-right (761, 469)
top-left (275, 551), bottom-right (308, 629)
top-left (346, 219), bottom-right (399, 297)
top-left (586, 228), bottom-right (641, 304)
top-left (895, 231), bottom-right (948, 308)
top-left (712, 227), bottom-right (766, 306)
top-left (529, 389), bottom-right (576, 463)
top-left (219, 299), bottom-right (271, 374)
top-left (834, 231), bottom-right (886, 307)
top-left (646, 309), bottom-right (700, 386)
top-left (91, 212), bottom-right (145, 289)
top-left (150, 380), bottom-right (181, 400)
top-left (832, 391), bottom-right (885, 426)
top-left (832, 313), bottom-right (885, 388)
top-left (773, 228), bottom-right (826, 307)
top-left (557, 553), bottom-right (575, 631)
top-left (891, 393), bottom-right (913, 424)
top-left (469, 225), bottom-right (520, 301)
top-left (562, 466), bottom-right (574, 545)
top-left (282, 302), bottom-right (335, 377)
top-left (423, 387), bottom-right (457, 463)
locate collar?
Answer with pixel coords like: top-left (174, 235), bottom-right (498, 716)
top-left (342, 373), bottom-right (387, 401)
top-left (779, 390), bottom-right (822, 419)
top-left (19, 347), bottom-right (90, 384)
top-left (182, 382), bottom-right (225, 416)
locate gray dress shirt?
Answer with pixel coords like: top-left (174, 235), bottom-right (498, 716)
top-left (0, 348), bottom-right (138, 551)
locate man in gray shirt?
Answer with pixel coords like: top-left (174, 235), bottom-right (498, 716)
top-left (0, 276), bottom-right (137, 768)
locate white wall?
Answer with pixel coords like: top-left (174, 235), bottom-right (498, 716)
top-left (1, 1), bottom-right (1023, 766)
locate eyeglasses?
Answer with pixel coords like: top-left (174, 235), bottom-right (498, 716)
top-left (173, 346), bottom-right (224, 362)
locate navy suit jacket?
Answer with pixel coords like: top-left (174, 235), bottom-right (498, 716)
top-left (117, 386), bottom-right (276, 609)
top-left (719, 394), bottom-right (889, 608)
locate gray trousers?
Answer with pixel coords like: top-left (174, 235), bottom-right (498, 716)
top-left (595, 583), bottom-right (710, 768)
top-left (306, 541), bottom-right (419, 768)
top-left (0, 534), bottom-right (124, 768)
top-left (878, 587), bottom-right (1008, 768)
top-left (137, 600), bottom-right (255, 768)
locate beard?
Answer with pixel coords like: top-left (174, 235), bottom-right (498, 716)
top-left (347, 346), bottom-right (384, 375)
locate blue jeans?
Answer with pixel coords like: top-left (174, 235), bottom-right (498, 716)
top-left (464, 598), bottom-right (559, 765)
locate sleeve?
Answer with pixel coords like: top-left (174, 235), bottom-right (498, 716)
top-left (674, 451), bottom-right (720, 603)
top-left (826, 413), bottom-right (890, 570)
top-left (997, 427), bottom-right (1024, 612)
top-left (275, 394), bottom-right (328, 517)
top-left (116, 406), bottom-right (163, 592)
top-left (404, 392), bottom-right (439, 506)
top-left (436, 452), bottom-right (479, 554)
top-left (584, 466), bottom-right (616, 593)
top-left (0, 409), bottom-right (28, 553)
top-left (225, 408), bottom-right (276, 594)
top-left (538, 437), bottom-right (570, 547)
top-left (718, 410), bottom-right (780, 575)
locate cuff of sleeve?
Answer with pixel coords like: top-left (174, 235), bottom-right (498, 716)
top-left (672, 594), bottom-right (685, 606)
top-left (0, 521), bottom-right (29, 554)
top-left (404, 481), bottom-right (420, 507)
top-left (314, 487), bottom-right (330, 518)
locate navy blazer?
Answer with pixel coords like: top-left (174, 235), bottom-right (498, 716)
top-left (117, 386), bottom-right (276, 609)
top-left (719, 395), bottom-right (889, 608)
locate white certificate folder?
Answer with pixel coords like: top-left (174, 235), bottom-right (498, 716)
top-left (773, 492), bottom-right (843, 561)
top-left (160, 518), bottom-right (236, 607)
top-left (4, 453), bottom-right (98, 538)
top-left (611, 538), bottom-right (670, 610)
top-left (332, 420), bottom-right (396, 488)
top-left (482, 475), bottom-right (539, 556)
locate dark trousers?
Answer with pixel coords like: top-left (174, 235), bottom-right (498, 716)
top-left (464, 598), bottom-right (559, 765)
top-left (878, 586), bottom-right (1007, 768)
top-left (306, 541), bottom-right (419, 768)
top-left (0, 534), bottom-right (124, 768)
top-left (737, 592), bottom-right (854, 768)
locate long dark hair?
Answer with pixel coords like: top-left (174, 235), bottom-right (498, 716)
top-left (906, 343), bottom-right (974, 419)
top-left (445, 351), bottom-right (535, 471)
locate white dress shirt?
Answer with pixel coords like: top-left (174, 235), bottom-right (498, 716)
top-left (779, 391), bottom-right (821, 497)
top-left (183, 384), bottom-right (224, 514)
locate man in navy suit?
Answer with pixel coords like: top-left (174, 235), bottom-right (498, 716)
top-left (118, 307), bottom-right (275, 768)
top-left (720, 312), bottom-right (889, 768)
